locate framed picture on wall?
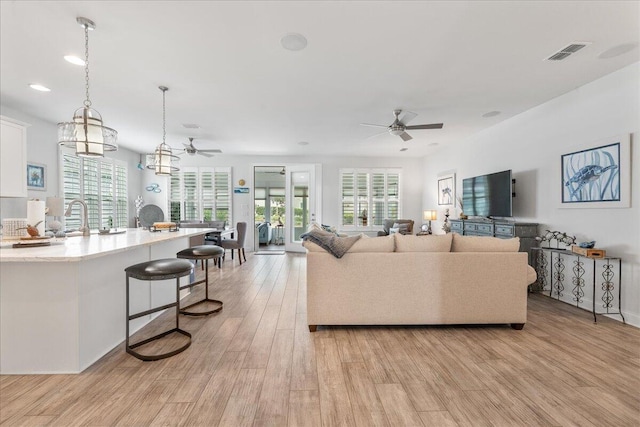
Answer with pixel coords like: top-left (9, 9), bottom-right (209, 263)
top-left (560, 134), bottom-right (630, 208)
top-left (26, 163), bottom-right (46, 191)
top-left (437, 173), bottom-right (455, 205)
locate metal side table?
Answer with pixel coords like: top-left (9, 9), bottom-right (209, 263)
top-left (532, 247), bottom-right (625, 323)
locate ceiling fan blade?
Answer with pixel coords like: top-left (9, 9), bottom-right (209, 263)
top-left (360, 123), bottom-right (389, 128)
top-left (198, 152), bottom-right (215, 158)
top-left (175, 151), bottom-right (185, 156)
top-left (366, 130), bottom-right (390, 140)
top-left (399, 111), bottom-right (417, 125)
top-left (405, 123), bottom-right (444, 130)
top-left (182, 142), bottom-right (191, 148)
top-left (198, 149), bottom-right (223, 153)
top-left (399, 132), bottom-right (413, 142)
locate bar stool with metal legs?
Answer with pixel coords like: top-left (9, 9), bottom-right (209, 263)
top-left (176, 245), bottom-right (224, 316)
top-left (125, 258), bottom-right (194, 361)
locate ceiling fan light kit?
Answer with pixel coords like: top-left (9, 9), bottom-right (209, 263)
top-left (58, 17), bottom-right (118, 157)
top-left (147, 86), bottom-right (179, 176)
top-left (361, 109), bottom-right (443, 142)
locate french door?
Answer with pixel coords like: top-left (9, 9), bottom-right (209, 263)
top-left (284, 164), bottom-right (321, 253)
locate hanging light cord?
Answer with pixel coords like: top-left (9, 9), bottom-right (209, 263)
top-left (162, 88), bottom-right (166, 144)
top-left (83, 23), bottom-right (91, 108)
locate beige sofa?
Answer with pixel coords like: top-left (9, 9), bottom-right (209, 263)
top-left (304, 233), bottom-right (536, 332)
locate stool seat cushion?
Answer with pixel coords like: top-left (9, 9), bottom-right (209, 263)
top-left (125, 258), bottom-right (193, 280)
top-left (177, 245), bottom-right (224, 259)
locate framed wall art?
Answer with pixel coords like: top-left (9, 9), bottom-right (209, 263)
top-left (26, 162), bottom-right (46, 191)
top-left (437, 173), bottom-right (455, 205)
top-left (560, 134), bottom-right (630, 208)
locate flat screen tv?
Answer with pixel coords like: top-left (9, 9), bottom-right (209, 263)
top-left (462, 169), bottom-right (513, 218)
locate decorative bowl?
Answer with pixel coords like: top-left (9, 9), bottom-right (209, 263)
top-left (98, 228), bottom-right (111, 235)
top-left (578, 241), bottom-right (596, 248)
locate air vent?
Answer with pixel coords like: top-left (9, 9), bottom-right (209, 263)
top-left (182, 123), bottom-right (200, 129)
top-left (545, 42), bottom-right (592, 61)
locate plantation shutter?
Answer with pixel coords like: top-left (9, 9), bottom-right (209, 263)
top-left (339, 168), bottom-right (402, 230)
top-left (214, 171), bottom-right (230, 222)
top-left (61, 150), bottom-right (128, 231)
top-left (168, 167), bottom-right (231, 222)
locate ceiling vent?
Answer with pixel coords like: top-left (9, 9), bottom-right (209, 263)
top-left (545, 42), bottom-right (592, 61)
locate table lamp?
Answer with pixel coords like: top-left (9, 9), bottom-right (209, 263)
top-left (46, 196), bottom-right (64, 233)
top-left (422, 210), bottom-right (437, 234)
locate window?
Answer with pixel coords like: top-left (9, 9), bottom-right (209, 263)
top-left (61, 150), bottom-right (128, 230)
top-left (255, 187), bottom-right (266, 222)
top-left (339, 168), bottom-right (401, 229)
top-left (169, 167), bottom-right (231, 223)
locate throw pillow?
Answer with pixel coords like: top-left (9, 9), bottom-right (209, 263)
top-left (451, 234), bottom-right (520, 252)
top-left (301, 229), bottom-right (361, 258)
top-left (394, 233), bottom-right (453, 252)
top-left (392, 223), bottom-right (409, 235)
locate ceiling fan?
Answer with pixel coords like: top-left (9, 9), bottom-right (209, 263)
top-left (361, 109), bottom-right (443, 141)
top-left (177, 137), bottom-right (222, 157)
top-left (263, 167), bottom-right (286, 175)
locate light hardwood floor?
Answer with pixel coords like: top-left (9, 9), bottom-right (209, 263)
top-left (1, 253), bottom-right (639, 426)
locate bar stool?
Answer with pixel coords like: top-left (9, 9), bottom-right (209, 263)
top-left (176, 245), bottom-right (224, 316)
top-left (125, 258), bottom-right (193, 361)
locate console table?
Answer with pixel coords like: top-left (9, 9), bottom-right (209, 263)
top-left (532, 247), bottom-right (625, 323)
top-left (449, 219), bottom-right (538, 263)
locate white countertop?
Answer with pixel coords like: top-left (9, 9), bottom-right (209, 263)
top-left (0, 228), bottom-right (213, 262)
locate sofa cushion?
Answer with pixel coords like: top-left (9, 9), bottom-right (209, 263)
top-left (348, 234), bottom-right (395, 253)
top-left (451, 234), bottom-right (520, 252)
top-left (303, 240), bottom-right (326, 252)
top-left (394, 233), bottom-right (453, 252)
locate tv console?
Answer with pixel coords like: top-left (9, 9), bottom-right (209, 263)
top-left (449, 218), bottom-right (538, 264)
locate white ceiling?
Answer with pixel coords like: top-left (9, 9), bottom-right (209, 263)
top-left (1, 1), bottom-right (638, 158)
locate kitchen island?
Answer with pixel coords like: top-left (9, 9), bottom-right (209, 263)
top-left (0, 228), bottom-right (213, 374)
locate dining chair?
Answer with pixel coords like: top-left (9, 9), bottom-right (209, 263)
top-left (220, 222), bottom-right (247, 265)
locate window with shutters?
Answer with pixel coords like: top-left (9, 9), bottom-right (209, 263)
top-left (339, 168), bottom-right (401, 230)
top-left (60, 149), bottom-right (128, 230)
top-left (169, 167), bottom-right (231, 223)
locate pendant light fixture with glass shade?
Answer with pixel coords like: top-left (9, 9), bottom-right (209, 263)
top-left (147, 86), bottom-right (179, 176)
top-left (58, 17), bottom-right (117, 157)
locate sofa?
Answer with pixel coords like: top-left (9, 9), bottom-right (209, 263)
top-left (377, 219), bottom-right (415, 236)
top-left (256, 222), bottom-right (272, 244)
top-left (304, 232), bottom-right (536, 331)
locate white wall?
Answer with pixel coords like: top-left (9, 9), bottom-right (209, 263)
top-left (422, 62), bottom-right (640, 326)
top-left (0, 105), bottom-right (143, 227)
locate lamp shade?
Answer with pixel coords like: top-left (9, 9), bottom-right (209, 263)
top-left (46, 197), bottom-right (64, 217)
top-left (146, 143), bottom-right (179, 176)
top-left (423, 210), bottom-right (437, 221)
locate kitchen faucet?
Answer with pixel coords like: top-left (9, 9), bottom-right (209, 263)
top-left (65, 199), bottom-right (91, 236)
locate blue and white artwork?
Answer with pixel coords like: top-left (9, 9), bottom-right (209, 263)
top-left (562, 142), bottom-right (620, 203)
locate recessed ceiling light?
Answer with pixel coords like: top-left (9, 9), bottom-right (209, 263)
top-left (428, 143), bottom-right (439, 147)
top-left (400, 147), bottom-right (408, 152)
top-left (182, 123), bottom-right (200, 129)
top-left (64, 55), bottom-right (85, 66)
top-left (482, 111), bottom-right (501, 118)
top-left (598, 43), bottom-right (637, 59)
top-left (281, 33), bottom-right (307, 51)
top-left (29, 84), bottom-right (51, 92)
top-left (298, 141), bottom-right (309, 146)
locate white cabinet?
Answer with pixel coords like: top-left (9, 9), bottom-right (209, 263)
top-left (0, 116), bottom-right (28, 198)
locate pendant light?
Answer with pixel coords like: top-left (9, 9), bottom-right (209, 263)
top-left (147, 86), bottom-right (179, 176)
top-left (58, 17), bottom-right (117, 157)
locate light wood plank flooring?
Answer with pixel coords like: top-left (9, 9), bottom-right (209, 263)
top-left (1, 253), bottom-right (638, 426)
